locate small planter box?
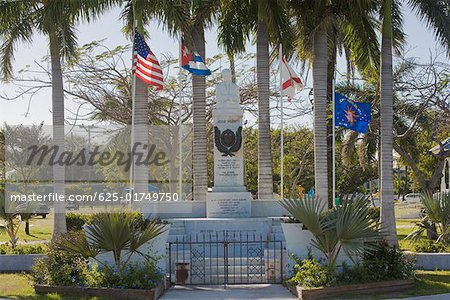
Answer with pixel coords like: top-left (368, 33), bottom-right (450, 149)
top-left (286, 279), bottom-right (415, 300)
top-left (35, 281), bottom-right (166, 300)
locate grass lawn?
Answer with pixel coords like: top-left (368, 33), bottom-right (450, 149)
top-left (0, 214), bottom-right (53, 244)
top-left (0, 273), bottom-right (104, 299)
top-left (337, 270), bottom-right (450, 299)
top-left (396, 220), bottom-right (426, 251)
top-left (1, 271), bottom-right (449, 300)
top-left (394, 203), bottom-right (427, 251)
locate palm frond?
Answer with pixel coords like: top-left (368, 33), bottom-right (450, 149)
top-left (408, 0), bottom-right (450, 56)
top-left (280, 196), bottom-right (327, 235)
top-left (0, 4), bottom-right (36, 80)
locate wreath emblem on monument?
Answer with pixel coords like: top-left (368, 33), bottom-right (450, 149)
top-left (214, 126), bottom-right (242, 157)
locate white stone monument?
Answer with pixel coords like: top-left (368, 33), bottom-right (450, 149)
top-left (206, 69), bottom-right (252, 218)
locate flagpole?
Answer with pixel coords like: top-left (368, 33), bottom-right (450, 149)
top-left (279, 45), bottom-right (284, 200)
top-left (332, 70), bottom-right (336, 207)
top-left (129, 19), bottom-right (138, 209)
top-left (178, 32), bottom-right (183, 201)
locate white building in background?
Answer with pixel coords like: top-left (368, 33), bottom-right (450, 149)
top-left (429, 137), bottom-right (450, 193)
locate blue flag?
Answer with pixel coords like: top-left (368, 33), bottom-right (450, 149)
top-left (308, 187), bottom-right (314, 198)
top-left (334, 93), bottom-right (372, 133)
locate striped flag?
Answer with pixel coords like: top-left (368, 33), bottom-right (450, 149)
top-left (133, 31), bottom-right (163, 90)
top-left (281, 56), bottom-right (303, 101)
top-left (181, 42), bottom-right (211, 76)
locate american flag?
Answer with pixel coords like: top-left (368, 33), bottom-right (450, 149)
top-left (133, 31), bottom-right (163, 90)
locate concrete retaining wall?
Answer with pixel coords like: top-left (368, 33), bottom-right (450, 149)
top-left (405, 251), bottom-right (450, 270)
top-left (0, 254), bottom-right (46, 272)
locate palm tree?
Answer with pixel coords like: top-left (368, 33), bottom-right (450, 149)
top-left (122, 0), bottom-right (216, 201)
top-left (0, 0), bottom-right (118, 237)
top-left (219, 0), bottom-right (293, 200)
top-left (190, 1), bottom-right (218, 201)
top-left (379, 0), bottom-right (449, 246)
top-left (289, 0), bottom-right (380, 207)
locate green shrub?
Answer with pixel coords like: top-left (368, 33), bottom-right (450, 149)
top-left (337, 240), bottom-right (415, 284)
top-left (287, 256), bottom-right (335, 288)
top-left (94, 260), bottom-right (164, 289)
top-left (30, 231), bottom-right (164, 289)
top-left (414, 240), bottom-right (449, 253)
top-left (65, 213), bottom-right (92, 231)
top-left (31, 232), bottom-right (91, 286)
top-left (0, 243), bottom-right (48, 254)
top-left (363, 241), bottom-right (415, 280)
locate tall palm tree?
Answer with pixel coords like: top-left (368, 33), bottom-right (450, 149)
top-left (289, 0), bottom-right (379, 207)
top-left (379, 0), bottom-right (397, 246)
top-left (0, 0), bottom-right (118, 237)
top-left (189, 1), bottom-right (218, 201)
top-left (219, 0), bottom-right (293, 200)
top-left (379, 0), bottom-right (449, 245)
top-left (122, 0), bottom-right (216, 201)
top-left (122, 0), bottom-right (186, 198)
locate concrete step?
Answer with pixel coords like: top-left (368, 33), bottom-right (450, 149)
top-left (168, 273), bottom-right (281, 284)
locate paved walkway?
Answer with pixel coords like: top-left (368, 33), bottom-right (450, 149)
top-left (389, 294), bottom-right (450, 300)
top-left (160, 285), bottom-right (450, 300)
top-left (159, 284), bottom-right (297, 300)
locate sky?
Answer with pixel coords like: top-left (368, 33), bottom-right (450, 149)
top-left (0, 5), bottom-right (447, 128)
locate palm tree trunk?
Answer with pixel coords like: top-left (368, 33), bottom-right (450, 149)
top-left (133, 16), bottom-right (149, 198)
top-left (380, 0), bottom-right (398, 246)
top-left (133, 71), bottom-right (149, 196)
top-left (327, 43), bottom-right (337, 208)
top-left (312, 28), bottom-right (329, 207)
top-left (230, 55), bottom-right (236, 83)
top-left (49, 32), bottom-right (67, 238)
top-left (257, 21), bottom-right (273, 200)
top-left (25, 219), bottom-right (30, 235)
top-left (192, 27), bottom-right (208, 201)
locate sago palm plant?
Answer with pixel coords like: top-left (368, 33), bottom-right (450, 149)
top-left (407, 192), bottom-right (450, 246)
top-left (280, 195), bottom-right (382, 270)
top-left (56, 211), bottom-right (167, 270)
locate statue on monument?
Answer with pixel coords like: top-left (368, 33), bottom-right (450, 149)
top-left (214, 69), bottom-right (243, 157)
top-left (208, 68), bottom-right (251, 218)
top-left (215, 68), bottom-right (240, 109)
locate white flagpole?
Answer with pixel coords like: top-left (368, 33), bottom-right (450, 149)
top-left (178, 32), bottom-right (183, 201)
top-left (332, 73), bottom-right (336, 207)
top-left (279, 45), bottom-right (284, 200)
top-left (129, 18), bottom-right (138, 209)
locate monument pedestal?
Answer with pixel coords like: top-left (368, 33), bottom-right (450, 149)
top-left (207, 192), bottom-right (251, 218)
top-left (206, 69), bottom-right (252, 218)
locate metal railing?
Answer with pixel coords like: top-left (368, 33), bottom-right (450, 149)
top-left (168, 231), bottom-right (284, 286)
